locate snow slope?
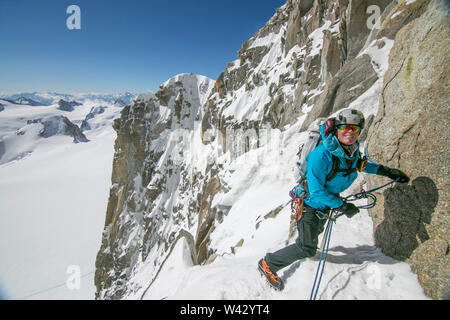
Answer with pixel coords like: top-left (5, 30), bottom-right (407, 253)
top-left (0, 97), bottom-right (125, 299)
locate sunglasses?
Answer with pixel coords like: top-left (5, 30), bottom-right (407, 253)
top-left (337, 124), bottom-right (361, 133)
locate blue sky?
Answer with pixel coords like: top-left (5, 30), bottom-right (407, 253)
top-left (0, 0), bottom-right (285, 94)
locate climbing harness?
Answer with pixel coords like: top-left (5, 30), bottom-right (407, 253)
top-left (309, 178), bottom-right (399, 300)
top-left (291, 197), bottom-right (304, 221)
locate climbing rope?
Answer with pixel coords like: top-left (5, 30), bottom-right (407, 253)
top-left (342, 178), bottom-right (399, 210)
top-left (309, 178), bottom-right (399, 300)
top-left (310, 209), bottom-right (335, 300)
top-left (17, 270), bottom-right (94, 300)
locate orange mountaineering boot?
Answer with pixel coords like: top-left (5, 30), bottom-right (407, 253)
top-left (258, 258), bottom-right (285, 291)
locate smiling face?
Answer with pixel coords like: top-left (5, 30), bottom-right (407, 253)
top-left (336, 125), bottom-right (360, 145)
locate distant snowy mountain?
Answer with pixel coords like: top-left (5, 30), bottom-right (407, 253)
top-left (0, 94), bottom-right (131, 166)
top-left (0, 92), bottom-right (137, 107)
top-left (0, 91), bottom-right (137, 167)
top-left (3, 97), bottom-right (43, 106)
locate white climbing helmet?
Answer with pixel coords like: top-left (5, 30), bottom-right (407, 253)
top-left (335, 109), bottom-right (365, 129)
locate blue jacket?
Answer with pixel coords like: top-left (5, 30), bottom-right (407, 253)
top-left (303, 122), bottom-right (379, 210)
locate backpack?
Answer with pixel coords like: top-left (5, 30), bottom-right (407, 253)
top-left (295, 118), bottom-right (341, 184)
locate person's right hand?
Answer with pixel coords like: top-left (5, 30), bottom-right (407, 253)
top-left (337, 202), bottom-right (359, 218)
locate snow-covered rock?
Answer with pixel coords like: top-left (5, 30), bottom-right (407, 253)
top-left (0, 114), bottom-right (88, 165)
top-left (95, 73), bottom-right (216, 299)
top-left (81, 106), bottom-right (107, 131)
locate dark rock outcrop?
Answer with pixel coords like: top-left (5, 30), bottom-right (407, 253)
top-left (57, 99), bottom-right (82, 111)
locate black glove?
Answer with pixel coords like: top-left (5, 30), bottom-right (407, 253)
top-left (377, 165), bottom-right (410, 183)
top-left (337, 202), bottom-right (359, 218)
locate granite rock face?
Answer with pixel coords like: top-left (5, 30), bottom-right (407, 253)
top-left (366, 0), bottom-right (449, 299)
